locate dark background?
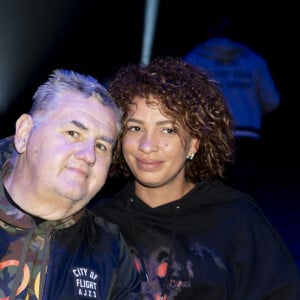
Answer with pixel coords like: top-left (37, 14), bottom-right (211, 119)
top-left (0, 1), bottom-right (298, 173)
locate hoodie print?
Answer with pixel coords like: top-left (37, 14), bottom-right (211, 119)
top-left (131, 235), bottom-right (227, 299)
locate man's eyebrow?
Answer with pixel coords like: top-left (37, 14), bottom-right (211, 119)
top-left (70, 120), bottom-right (115, 145)
top-left (100, 136), bottom-right (115, 146)
top-left (71, 120), bottom-right (87, 131)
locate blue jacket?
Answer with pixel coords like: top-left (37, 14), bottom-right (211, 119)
top-left (184, 37), bottom-right (280, 138)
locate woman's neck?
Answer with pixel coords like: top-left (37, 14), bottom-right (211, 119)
top-left (134, 180), bottom-right (195, 207)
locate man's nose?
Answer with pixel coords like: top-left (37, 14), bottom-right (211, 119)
top-left (75, 141), bottom-right (96, 164)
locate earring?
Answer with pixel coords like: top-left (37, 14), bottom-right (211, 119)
top-left (186, 153), bottom-right (194, 160)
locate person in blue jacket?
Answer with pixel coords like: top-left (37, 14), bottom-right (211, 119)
top-left (93, 57), bottom-right (300, 299)
top-left (0, 69), bottom-right (141, 299)
top-left (184, 16), bottom-right (280, 196)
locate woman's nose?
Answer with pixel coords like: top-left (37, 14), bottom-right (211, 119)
top-left (138, 132), bottom-right (159, 153)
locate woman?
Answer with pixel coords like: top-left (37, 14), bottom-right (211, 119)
top-left (94, 57), bottom-right (300, 299)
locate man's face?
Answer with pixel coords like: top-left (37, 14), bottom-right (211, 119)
top-left (16, 91), bottom-right (118, 218)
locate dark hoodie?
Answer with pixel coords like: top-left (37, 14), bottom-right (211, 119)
top-left (94, 180), bottom-right (300, 299)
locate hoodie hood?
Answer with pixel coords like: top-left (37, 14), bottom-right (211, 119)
top-left (114, 179), bottom-right (252, 216)
top-left (95, 179), bottom-right (254, 236)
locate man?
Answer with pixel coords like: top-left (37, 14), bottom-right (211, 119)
top-left (0, 69), bottom-right (140, 299)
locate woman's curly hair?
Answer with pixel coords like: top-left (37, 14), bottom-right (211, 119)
top-left (108, 56), bottom-right (234, 182)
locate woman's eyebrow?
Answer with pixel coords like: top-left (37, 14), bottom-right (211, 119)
top-left (126, 118), bottom-right (174, 126)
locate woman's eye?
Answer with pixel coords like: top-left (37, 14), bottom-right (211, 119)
top-left (162, 128), bottom-right (174, 134)
top-left (127, 126), bottom-right (141, 132)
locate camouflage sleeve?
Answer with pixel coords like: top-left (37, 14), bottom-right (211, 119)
top-left (0, 136), bottom-right (14, 169)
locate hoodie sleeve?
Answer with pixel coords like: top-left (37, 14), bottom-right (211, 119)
top-left (229, 200), bottom-right (300, 299)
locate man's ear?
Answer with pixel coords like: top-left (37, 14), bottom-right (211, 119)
top-left (14, 114), bottom-right (33, 153)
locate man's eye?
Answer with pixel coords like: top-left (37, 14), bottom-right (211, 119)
top-left (68, 130), bottom-right (79, 138)
top-left (96, 143), bottom-right (107, 151)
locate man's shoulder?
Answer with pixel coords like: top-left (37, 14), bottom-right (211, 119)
top-left (0, 136), bottom-right (14, 169)
top-left (85, 209), bottom-right (121, 236)
top-left (82, 209), bottom-right (131, 255)
top-left (0, 136), bottom-right (14, 151)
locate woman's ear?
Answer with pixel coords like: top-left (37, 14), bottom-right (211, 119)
top-left (189, 137), bottom-right (200, 154)
top-left (14, 114), bottom-right (33, 153)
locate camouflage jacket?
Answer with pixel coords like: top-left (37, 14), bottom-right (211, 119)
top-left (0, 136), bottom-right (141, 300)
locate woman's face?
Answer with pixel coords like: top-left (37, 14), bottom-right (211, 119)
top-left (122, 95), bottom-right (199, 189)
